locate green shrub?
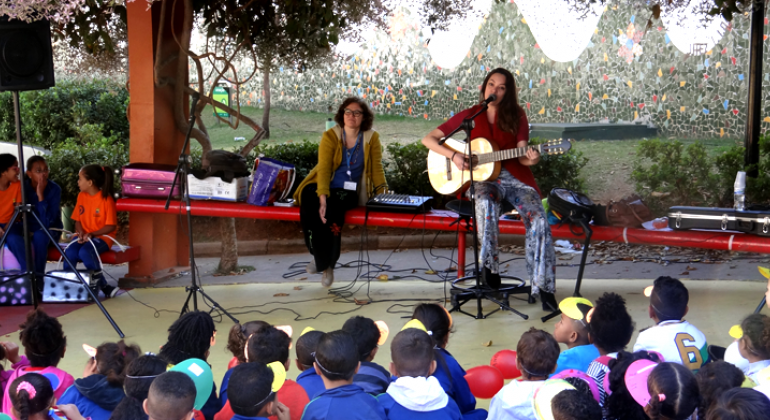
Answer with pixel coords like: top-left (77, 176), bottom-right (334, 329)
top-left (383, 141), bottom-right (438, 196)
top-left (0, 80), bottom-right (129, 150)
top-left (631, 138), bottom-right (720, 215)
top-left (714, 135), bottom-right (770, 207)
top-left (47, 138), bottom-right (129, 207)
top-left (529, 137), bottom-right (589, 195)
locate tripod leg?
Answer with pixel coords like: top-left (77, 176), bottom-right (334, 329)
top-left (31, 212), bottom-right (124, 338)
top-left (573, 218), bottom-right (593, 298)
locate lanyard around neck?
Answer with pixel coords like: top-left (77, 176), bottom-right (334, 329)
top-left (341, 130), bottom-right (363, 179)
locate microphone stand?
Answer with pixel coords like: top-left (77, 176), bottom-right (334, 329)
top-left (165, 93), bottom-right (239, 323)
top-left (446, 102), bottom-right (528, 320)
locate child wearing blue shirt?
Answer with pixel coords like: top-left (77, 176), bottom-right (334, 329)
top-left (341, 316), bottom-right (391, 395)
top-left (300, 331), bottom-right (386, 420)
top-left (295, 330), bottom-right (326, 399)
top-left (228, 362), bottom-right (290, 420)
top-left (378, 327), bottom-right (461, 420)
top-left (552, 297), bottom-right (600, 376)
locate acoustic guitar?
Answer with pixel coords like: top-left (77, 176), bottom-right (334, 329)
top-left (427, 137), bottom-right (572, 195)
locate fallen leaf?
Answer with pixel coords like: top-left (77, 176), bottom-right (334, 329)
top-left (273, 293), bottom-right (290, 297)
top-left (686, 266), bottom-right (697, 271)
top-left (482, 340), bottom-right (493, 347)
top-left (680, 271), bottom-right (690, 275)
top-left (425, 270), bottom-right (437, 275)
top-left (354, 298), bottom-right (370, 305)
top-left (377, 274), bottom-right (389, 281)
top-left (293, 286), bottom-right (303, 290)
top-left (448, 266), bottom-right (457, 272)
top-left (298, 277), bottom-right (307, 280)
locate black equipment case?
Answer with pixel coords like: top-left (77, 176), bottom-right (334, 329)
top-left (667, 206), bottom-right (770, 236)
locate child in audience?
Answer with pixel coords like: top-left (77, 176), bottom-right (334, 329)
top-left (584, 292), bottom-right (635, 406)
top-left (552, 298), bottom-right (600, 375)
top-left (228, 363), bottom-right (290, 420)
top-left (377, 328), bottom-right (461, 419)
top-left (706, 388), bottom-right (770, 420)
top-left (412, 304), bottom-right (486, 420)
top-left (1, 342), bottom-right (28, 401)
top-left (158, 311), bottom-right (220, 420)
top-left (2, 309), bottom-right (74, 415)
top-left (551, 389), bottom-right (602, 420)
top-left (604, 351), bottom-right (662, 420)
top-left (644, 363), bottom-right (700, 420)
top-left (8, 373), bottom-right (87, 420)
top-left (300, 331), bottom-right (386, 420)
top-left (695, 361), bottom-right (745, 420)
top-left (295, 330), bottom-right (325, 400)
top-left (216, 326), bottom-right (308, 420)
top-left (226, 321), bottom-right (270, 369)
top-left (57, 340), bottom-right (140, 420)
top-left (734, 313), bottom-right (770, 384)
top-left (63, 164), bottom-right (122, 298)
top-left (110, 355), bottom-right (168, 420)
top-left (341, 316), bottom-right (390, 395)
top-left (634, 276), bottom-right (709, 370)
top-left (143, 371), bottom-right (197, 420)
top-left (488, 328), bottom-right (561, 420)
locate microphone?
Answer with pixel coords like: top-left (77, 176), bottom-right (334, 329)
top-left (482, 94), bottom-right (497, 105)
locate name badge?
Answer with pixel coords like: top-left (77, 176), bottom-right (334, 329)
top-left (344, 181), bottom-right (357, 191)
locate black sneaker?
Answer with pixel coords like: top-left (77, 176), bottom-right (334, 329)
top-left (102, 285), bottom-right (116, 299)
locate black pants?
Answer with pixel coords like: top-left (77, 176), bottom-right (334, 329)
top-left (300, 184), bottom-right (359, 271)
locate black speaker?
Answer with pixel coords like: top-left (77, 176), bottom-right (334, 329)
top-left (0, 17), bottom-right (54, 92)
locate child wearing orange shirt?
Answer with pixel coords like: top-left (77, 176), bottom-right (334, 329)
top-left (0, 153), bottom-right (22, 236)
top-left (63, 164), bottom-right (122, 298)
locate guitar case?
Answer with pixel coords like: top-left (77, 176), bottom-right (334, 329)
top-left (668, 206), bottom-right (770, 236)
top-left (547, 188), bottom-right (596, 221)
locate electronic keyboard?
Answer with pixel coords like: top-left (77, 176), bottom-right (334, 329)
top-left (366, 193), bottom-right (432, 213)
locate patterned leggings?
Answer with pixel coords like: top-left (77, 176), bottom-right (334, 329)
top-left (468, 169), bottom-right (556, 295)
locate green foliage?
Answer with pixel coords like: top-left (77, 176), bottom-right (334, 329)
top-left (47, 138), bottom-right (129, 207)
top-left (529, 138), bottom-right (589, 195)
top-left (714, 135), bottom-right (770, 207)
top-left (0, 80), bottom-right (129, 150)
top-left (631, 139), bottom-right (721, 215)
top-left (383, 142), bottom-right (442, 202)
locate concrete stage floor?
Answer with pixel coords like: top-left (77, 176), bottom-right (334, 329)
top-left (1, 247), bottom-right (766, 409)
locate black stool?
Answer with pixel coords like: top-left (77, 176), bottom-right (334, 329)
top-left (446, 200), bottom-right (533, 319)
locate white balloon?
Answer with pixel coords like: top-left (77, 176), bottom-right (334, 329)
top-left (516, 0), bottom-right (603, 63)
top-left (661, 3), bottom-right (728, 56)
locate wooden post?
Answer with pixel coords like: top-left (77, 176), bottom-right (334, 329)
top-left (745, 0), bottom-right (764, 178)
top-left (122, 0), bottom-right (190, 285)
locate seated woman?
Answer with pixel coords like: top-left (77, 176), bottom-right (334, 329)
top-left (63, 164), bottom-right (122, 298)
top-left (6, 156), bottom-right (62, 279)
top-left (0, 154), bottom-right (22, 261)
top-left (293, 97), bottom-right (387, 287)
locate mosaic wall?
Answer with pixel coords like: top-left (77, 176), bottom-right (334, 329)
top-left (236, 1), bottom-right (770, 139)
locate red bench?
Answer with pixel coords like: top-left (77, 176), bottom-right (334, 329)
top-left (47, 244), bottom-right (141, 265)
top-left (116, 198), bottom-right (770, 276)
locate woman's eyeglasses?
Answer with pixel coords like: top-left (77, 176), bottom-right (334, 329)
top-left (344, 109), bottom-right (364, 117)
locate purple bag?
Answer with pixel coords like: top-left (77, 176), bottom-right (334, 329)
top-left (248, 158), bottom-right (294, 206)
top-left (121, 163), bottom-right (181, 199)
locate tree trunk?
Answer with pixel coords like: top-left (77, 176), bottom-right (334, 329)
top-left (261, 68), bottom-right (271, 139)
top-left (217, 217), bottom-right (238, 273)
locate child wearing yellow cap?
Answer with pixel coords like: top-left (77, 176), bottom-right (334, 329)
top-left (552, 298), bottom-right (600, 376)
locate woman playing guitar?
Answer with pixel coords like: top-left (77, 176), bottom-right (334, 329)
top-left (420, 68), bottom-right (557, 311)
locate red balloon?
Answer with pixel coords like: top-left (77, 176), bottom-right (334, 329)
top-left (465, 365), bottom-right (505, 399)
top-left (490, 349), bottom-right (521, 379)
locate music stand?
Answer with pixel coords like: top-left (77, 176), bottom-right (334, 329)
top-left (440, 107), bottom-right (529, 320)
top-left (0, 91), bottom-right (124, 337)
top-left (164, 93), bottom-right (239, 323)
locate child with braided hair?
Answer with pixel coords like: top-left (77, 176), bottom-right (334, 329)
top-left (2, 309), bottom-right (73, 416)
top-left (734, 313), bottom-right (770, 385)
top-left (57, 341), bottom-right (141, 420)
top-left (158, 311), bottom-right (220, 420)
top-left (7, 373), bottom-right (88, 420)
top-left (644, 363), bottom-right (700, 420)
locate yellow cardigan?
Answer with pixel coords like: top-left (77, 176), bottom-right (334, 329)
top-left (294, 125), bottom-right (388, 206)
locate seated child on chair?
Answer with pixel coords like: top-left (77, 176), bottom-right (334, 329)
top-left (63, 165), bottom-right (121, 298)
top-left (377, 327), bottom-right (461, 420)
top-left (552, 297), bottom-right (600, 376)
top-left (633, 276), bottom-right (709, 371)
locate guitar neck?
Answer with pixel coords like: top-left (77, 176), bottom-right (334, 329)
top-left (476, 144), bottom-right (542, 165)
